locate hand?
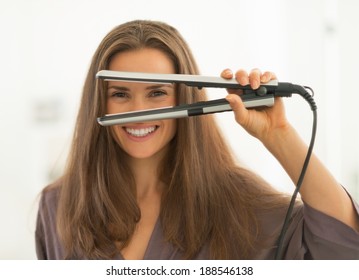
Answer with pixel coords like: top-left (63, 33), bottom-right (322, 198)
top-left (221, 68), bottom-right (290, 146)
top-left (222, 70), bottom-right (359, 231)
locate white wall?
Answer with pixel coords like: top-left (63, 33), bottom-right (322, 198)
top-left (0, 0), bottom-right (358, 259)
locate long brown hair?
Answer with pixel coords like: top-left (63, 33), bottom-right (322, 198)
top-left (51, 20), bottom-right (289, 259)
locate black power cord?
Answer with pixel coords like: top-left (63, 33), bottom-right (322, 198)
top-left (273, 85), bottom-right (317, 259)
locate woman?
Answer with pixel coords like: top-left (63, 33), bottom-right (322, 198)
top-left (35, 20), bottom-right (359, 260)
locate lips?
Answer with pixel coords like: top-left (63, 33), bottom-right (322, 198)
top-left (123, 125), bottom-right (158, 138)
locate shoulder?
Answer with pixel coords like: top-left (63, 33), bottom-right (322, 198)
top-left (37, 179), bottom-right (62, 231)
top-left (36, 180), bottom-right (65, 259)
top-left (257, 200), bottom-right (303, 239)
top-left (38, 181), bottom-right (61, 215)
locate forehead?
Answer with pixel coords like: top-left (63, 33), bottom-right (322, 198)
top-left (109, 48), bottom-right (175, 74)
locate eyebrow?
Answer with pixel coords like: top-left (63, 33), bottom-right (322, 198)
top-left (107, 84), bottom-right (174, 91)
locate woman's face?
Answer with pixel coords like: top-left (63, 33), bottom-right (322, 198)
top-left (107, 48), bottom-right (177, 160)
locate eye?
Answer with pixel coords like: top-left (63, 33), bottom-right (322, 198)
top-left (111, 91), bottom-right (129, 99)
top-left (149, 90), bottom-right (167, 98)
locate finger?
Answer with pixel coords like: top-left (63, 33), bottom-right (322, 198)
top-left (235, 69), bottom-right (249, 86)
top-left (225, 93), bottom-right (248, 125)
top-left (249, 68), bottom-right (261, 89)
top-left (220, 68), bottom-right (233, 79)
top-left (222, 69), bottom-right (242, 95)
top-left (260, 71), bottom-right (277, 83)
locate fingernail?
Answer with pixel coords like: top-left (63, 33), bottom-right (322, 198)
top-left (252, 81), bottom-right (259, 89)
top-left (223, 69), bottom-right (232, 77)
top-left (225, 95), bottom-right (234, 102)
top-left (240, 77), bottom-right (248, 85)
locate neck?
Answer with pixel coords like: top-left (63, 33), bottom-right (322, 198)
top-left (127, 153), bottom-right (164, 201)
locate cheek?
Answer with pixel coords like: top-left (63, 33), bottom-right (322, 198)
top-left (166, 119), bottom-right (177, 139)
top-left (107, 100), bottom-right (122, 114)
top-left (110, 126), bottom-right (123, 146)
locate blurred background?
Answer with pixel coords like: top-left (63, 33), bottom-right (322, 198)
top-left (0, 0), bottom-right (358, 259)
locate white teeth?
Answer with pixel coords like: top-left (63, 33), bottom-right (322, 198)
top-left (125, 126), bottom-right (156, 137)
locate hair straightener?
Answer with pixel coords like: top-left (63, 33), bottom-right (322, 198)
top-left (96, 70), bottom-right (284, 126)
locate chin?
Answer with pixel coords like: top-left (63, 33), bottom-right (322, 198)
top-left (124, 146), bottom-right (166, 160)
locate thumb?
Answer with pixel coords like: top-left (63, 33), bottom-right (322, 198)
top-left (225, 94), bottom-right (248, 125)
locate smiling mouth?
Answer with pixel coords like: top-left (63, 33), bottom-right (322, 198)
top-left (123, 126), bottom-right (159, 137)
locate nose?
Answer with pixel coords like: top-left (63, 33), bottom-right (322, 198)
top-left (128, 96), bottom-right (149, 112)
